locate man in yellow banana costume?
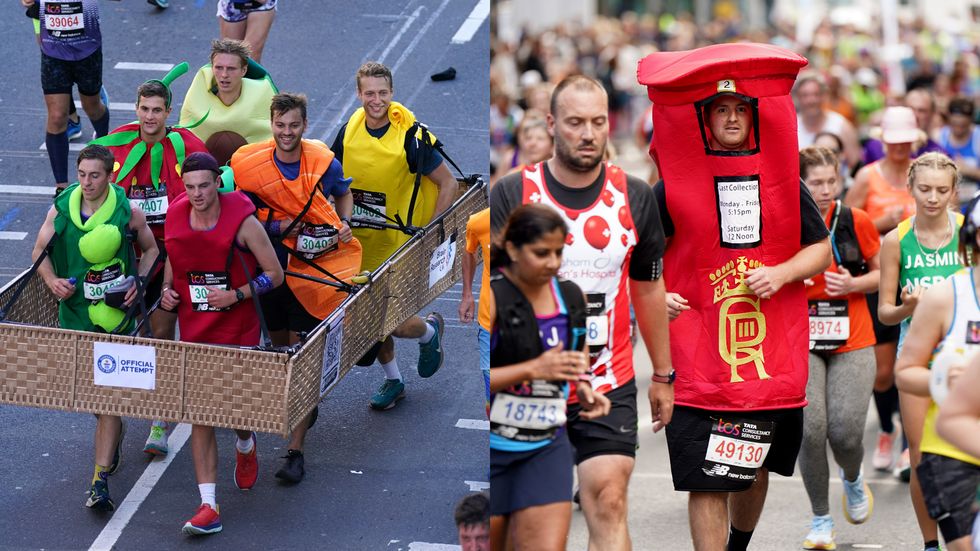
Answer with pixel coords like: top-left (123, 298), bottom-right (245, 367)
top-left (331, 61), bottom-right (458, 410)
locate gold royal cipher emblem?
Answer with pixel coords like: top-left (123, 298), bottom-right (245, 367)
top-left (709, 256), bottom-right (770, 383)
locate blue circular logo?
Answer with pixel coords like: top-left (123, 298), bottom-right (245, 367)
top-left (97, 355), bottom-right (117, 374)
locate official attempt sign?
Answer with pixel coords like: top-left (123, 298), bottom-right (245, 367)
top-left (93, 341), bottom-right (157, 390)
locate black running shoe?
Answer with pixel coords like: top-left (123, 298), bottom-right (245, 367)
top-left (275, 449), bottom-right (305, 483)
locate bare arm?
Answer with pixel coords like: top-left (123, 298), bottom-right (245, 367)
top-left (632, 277), bottom-right (674, 430)
top-left (746, 238), bottom-right (832, 299)
top-left (459, 249), bottom-right (477, 324)
top-left (332, 189), bottom-right (354, 243)
top-left (237, 216), bottom-right (285, 295)
top-left (33, 206), bottom-right (76, 300)
top-left (128, 207), bottom-right (159, 278)
top-left (877, 230), bottom-right (921, 325)
top-left (843, 166), bottom-right (869, 210)
top-left (427, 161), bottom-right (458, 218)
top-left (839, 119), bottom-right (862, 172)
top-left (895, 281), bottom-right (953, 397)
top-left (936, 354), bottom-right (980, 458)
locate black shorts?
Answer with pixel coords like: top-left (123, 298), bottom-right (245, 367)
top-left (490, 433), bottom-right (574, 516)
top-left (566, 378), bottom-right (637, 464)
top-left (866, 292), bottom-right (899, 344)
top-left (665, 405), bottom-right (804, 492)
top-left (41, 49), bottom-right (103, 96)
top-left (916, 452), bottom-right (980, 542)
top-left (259, 283), bottom-right (321, 334)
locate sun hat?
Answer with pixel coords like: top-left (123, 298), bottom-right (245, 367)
top-left (871, 106), bottom-right (925, 145)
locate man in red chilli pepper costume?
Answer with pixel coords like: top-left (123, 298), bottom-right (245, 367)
top-left (159, 152), bottom-right (283, 535)
top-left (232, 92), bottom-right (361, 484)
top-left (638, 43), bottom-right (832, 550)
top-left (92, 73), bottom-right (211, 458)
top-left (491, 75), bottom-right (674, 550)
top-left (93, 76), bottom-right (209, 334)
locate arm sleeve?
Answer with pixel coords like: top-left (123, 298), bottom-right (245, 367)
top-left (852, 207), bottom-right (882, 258)
top-left (465, 215), bottom-right (480, 254)
top-left (331, 124), bottom-right (347, 164)
top-left (490, 173), bottom-right (523, 235)
top-left (404, 128), bottom-right (444, 175)
top-left (800, 181), bottom-right (830, 245)
top-left (319, 158), bottom-right (352, 198)
top-left (651, 179), bottom-right (674, 238)
top-left (626, 177), bottom-right (666, 281)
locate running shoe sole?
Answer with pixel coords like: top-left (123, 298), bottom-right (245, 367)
top-left (842, 482), bottom-right (874, 525)
top-left (182, 522), bottom-right (222, 535)
top-left (369, 390), bottom-right (405, 410)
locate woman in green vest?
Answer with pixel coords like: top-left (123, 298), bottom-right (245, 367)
top-left (878, 152), bottom-right (963, 551)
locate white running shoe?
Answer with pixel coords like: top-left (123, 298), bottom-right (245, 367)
top-left (803, 515), bottom-right (836, 550)
top-left (841, 468), bottom-right (874, 524)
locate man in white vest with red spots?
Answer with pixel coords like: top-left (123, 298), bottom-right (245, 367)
top-left (491, 75), bottom-right (674, 550)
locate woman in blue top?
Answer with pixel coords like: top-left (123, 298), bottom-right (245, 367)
top-left (489, 204), bottom-right (610, 551)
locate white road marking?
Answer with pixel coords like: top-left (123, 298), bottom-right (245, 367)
top-left (114, 62), bottom-right (174, 72)
top-left (73, 100), bottom-right (137, 112)
top-left (408, 543), bottom-right (460, 551)
top-left (88, 423), bottom-right (192, 551)
top-left (39, 142), bottom-right (87, 152)
top-left (0, 232), bottom-right (27, 240)
top-left (0, 185), bottom-right (53, 196)
top-left (455, 418), bottom-right (489, 430)
top-left (852, 545), bottom-right (884, 549)
top-left (464, 480), bottom-right (488, 491)
top-left (450, 0), bottom-right (489, 44)
top-left (315, 6), bottom-right (422, 140)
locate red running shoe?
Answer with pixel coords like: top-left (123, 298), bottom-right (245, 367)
top-left (234, 432), bottom-right (258, 490)
top-left (182, 504), bottom-right (221, 535)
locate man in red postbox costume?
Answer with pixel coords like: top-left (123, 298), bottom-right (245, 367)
top-left (638, 44), bottom-right (832, 550)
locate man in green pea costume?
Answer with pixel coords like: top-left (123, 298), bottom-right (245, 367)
top-left (31, 144), bottom-right (159, 512)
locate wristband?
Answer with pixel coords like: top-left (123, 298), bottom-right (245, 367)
top-left (652, 370), bottom-right (676, 384)
top-left (250, 273), bottom-right (274, 295)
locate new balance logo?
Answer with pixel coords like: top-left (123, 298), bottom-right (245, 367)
top-left (705, 464), bottom-right (731, 477)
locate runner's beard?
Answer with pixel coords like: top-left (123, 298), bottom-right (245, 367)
top-left (554, 135), bottom-right (604, 173)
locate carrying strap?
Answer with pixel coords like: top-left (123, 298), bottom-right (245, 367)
top-left (235, 249), bottom-right (273, 349)
top-left (112, 240), bottom-right (168, 337)
top-left (489, 271), bottom-right (586, 368)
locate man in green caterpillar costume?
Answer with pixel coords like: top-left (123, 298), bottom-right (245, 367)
top-left (31, 144), bottom-right (159, 512)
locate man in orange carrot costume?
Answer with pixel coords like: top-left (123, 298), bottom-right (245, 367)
top-left (232, 92), bottom-right (361, 484)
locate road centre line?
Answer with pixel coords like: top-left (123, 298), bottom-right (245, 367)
top-left (88, 423), bottom-right (192, 551)
top-left (74, 100), bottom-right (137, 112)
top-left (39, 142), bottom-right (86, 152)
top-left (0, 185), bottom-right (56, 196)
top-left (114, 62), bottom-right (174, 71)
top-left (407, 543), bottom-right (461, 550)
top-left (455, 418), bottom-right (489, 430)
top-left (0, 232), bottom-right (27, 240)
top-left (464, 480), bottom-right (488, 491)
top-left (391, 0), bottom-right (453, 81)
top-left (450, 0), bottom-right (489, 44)
top-left (315, 6), bottom-right (422, 141)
